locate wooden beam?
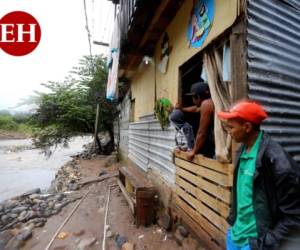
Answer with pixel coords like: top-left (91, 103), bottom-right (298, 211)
top-left (117, 179), bottom-right (135, 214)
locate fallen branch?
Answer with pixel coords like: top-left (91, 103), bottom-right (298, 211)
top-left (78, 172), bottom-right (118, 186)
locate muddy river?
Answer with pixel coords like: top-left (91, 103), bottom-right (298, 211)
top-left (0, 137), bottom-right (91, 202)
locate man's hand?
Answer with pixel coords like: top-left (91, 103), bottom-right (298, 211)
top-left (175, 102), bottom-right (182, 109)
top-left (186, 151), bottom-right (196, 161)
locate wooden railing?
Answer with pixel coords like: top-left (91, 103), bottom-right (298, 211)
top-left (173, 151), bottom-right (233, 250)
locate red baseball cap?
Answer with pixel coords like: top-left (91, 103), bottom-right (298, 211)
top-left (217, 101), bottom-right (268, 124)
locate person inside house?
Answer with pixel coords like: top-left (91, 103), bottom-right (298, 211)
top-left (217, 100), bottom-right (300, 250)
top-left (169, 108), bottom-right (195, 152)
top-left (175, 81), bottom-right (215, 161)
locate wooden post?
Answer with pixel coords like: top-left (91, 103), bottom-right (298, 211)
top-left (94, 104), bottom-right (100, 148)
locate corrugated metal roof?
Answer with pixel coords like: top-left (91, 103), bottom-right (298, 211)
top-left (247, 0), bottom-right (300, 163)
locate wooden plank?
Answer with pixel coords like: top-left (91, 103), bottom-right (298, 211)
top-left (176, 177), bottom-right (230, 217)
top-left (175, 158), bottom-right (231, 187)
top-left (175, 186), bottom-right (229, 233)
top-left (172, 196), bottom-right (224, 250)
top-left (174, 195), bottom-right (226, 248)
top-left (175, 151), bottom-right (233, 175)
top-left (176, 172), bottom-right (231, 204)
top-left (176, 167), bottom-right (231, 204)
top-left (117, 179), bottom-right (135, 214)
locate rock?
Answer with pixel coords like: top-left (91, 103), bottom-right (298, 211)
top-left (18, 211), bottom-right (27, 222)
top-left (1, 215), bottom-right (9, 222)
top-left (16, 227), bottom-right (32, 241)
top-left (68, 183), bottom-right (78, 191)
top-left (106, 230), bottom-right (114, 238)
top-left (8, 213), bottom-right (18, 219)
top-left (11, 206), bottom-right (28, 214)
top-left (55, 193), bottom-right (64, 201)
top-left (32, 199), bottom-right (43, 204)
top-left (22, 188), bottom-right (41, 197)
top-left (121, 242), bottom-right (135, 250)
top-left (157, 213), bottom-right (172, 231)
top-left (98, 170), bottom-right (108, 177)
top-left (0, 205), bottom-right (4, 213)
top-left (78, 237), bottom-right (97, 250)
top-left (29, 194), bottom-right (40, 200)
top-left (178, 225), bottom-right (189, 238)
top-left (174, 228), bottom-right (184, 246)
top-left (48, 201), bottom-right (55, 209)
top-left (40, 202), bottom-right (48, 209)
top-left (0, 230), bottom-right (14, 249)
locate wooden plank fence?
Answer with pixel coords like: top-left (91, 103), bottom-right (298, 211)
top-left (173, 151), bottom-right (234, 250)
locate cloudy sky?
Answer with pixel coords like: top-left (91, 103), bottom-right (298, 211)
top-left (0, 0), bottom-right (114, 110)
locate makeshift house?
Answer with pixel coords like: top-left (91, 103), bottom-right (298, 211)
top-left (106, 0), bottom-right (300, 248)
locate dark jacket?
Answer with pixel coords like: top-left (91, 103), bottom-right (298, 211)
top-left (227, 132), bottom-right (300, 250)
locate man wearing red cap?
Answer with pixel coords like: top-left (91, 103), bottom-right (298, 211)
top-left (218, 100), bottom-right (300, 250)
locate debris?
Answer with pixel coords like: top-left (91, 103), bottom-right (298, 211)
top-left (73, 229), bottom-right (85, 237)
top-left (163, 235), bottom-right (167, 241)
top-left (78, 237), bottom-right (97, 250)
top-left (115, 234), bottom-right (127, 249)
top-left (138, 234), bottom-right (144, 239)
top-left (57, 232), bottom-right (68, 240)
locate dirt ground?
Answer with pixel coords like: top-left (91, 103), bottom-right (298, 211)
top-left (22, 155), bottom-right (203, 250)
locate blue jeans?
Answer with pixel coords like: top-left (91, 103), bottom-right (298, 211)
top-left (227, 229), bottom-right (251, 250)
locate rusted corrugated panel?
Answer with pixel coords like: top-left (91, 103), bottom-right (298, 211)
top-left (247, 0), bottom-right (300, 163)
top-left (128, 117), bottom-right (176, 183)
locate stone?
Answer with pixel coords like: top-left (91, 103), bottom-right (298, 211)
top-left (22, 188), bottom-right (41, 196)
top-left (40, 202), bottom-right (48, 209)
top-left (11, 206), bottom-right (28, 214)
top-left (98, 170), bottom-right (108, 177)
top-left (178, 225), bottom-right (189, 238)
top-left (121, 242), bottom-right (135, 250)
top-left (0, 230), bottom-right (14, 249)
top-left (18, 211), bottom-right (28, 222)
top-left (68, 183), bottom-right (79, 191)
top-left (48, 201), bottom-right (55, 209)
top-left (8, 213), bottom-right (18, 219)
top-left (29, 194), bottom-right (40, 200)
top-left (1, 215), bottom-right (9, 223)
top-left (78, 237), bottom-right (97, 250)
top-left (106, 230), bottom-right (114, 238)
top-left (16, 227), bottom-right (32, 241)
top-left (157, 213), bottom-right (172, 231)
top-left (55, 193), bottom-right (64, 201)
top-left (174, 228), bottom-right (184, 246)
top-left (0, 205), bottom-right (4, 213)
top-left (33, 199), bottom-right (43, 204)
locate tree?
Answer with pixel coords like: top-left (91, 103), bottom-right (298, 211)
top-left (31, 55), bottom-right (117, 152)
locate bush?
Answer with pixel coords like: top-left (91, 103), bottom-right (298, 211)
top-left (0, 115), bottom-right (18, 131)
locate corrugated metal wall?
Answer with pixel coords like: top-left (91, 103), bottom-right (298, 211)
top-left (116, 93), bottom-right (131, 159)
top-left (247, 0), bottom-right (300, 163)
top-left (128, 114), bottom-right (176, 183)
